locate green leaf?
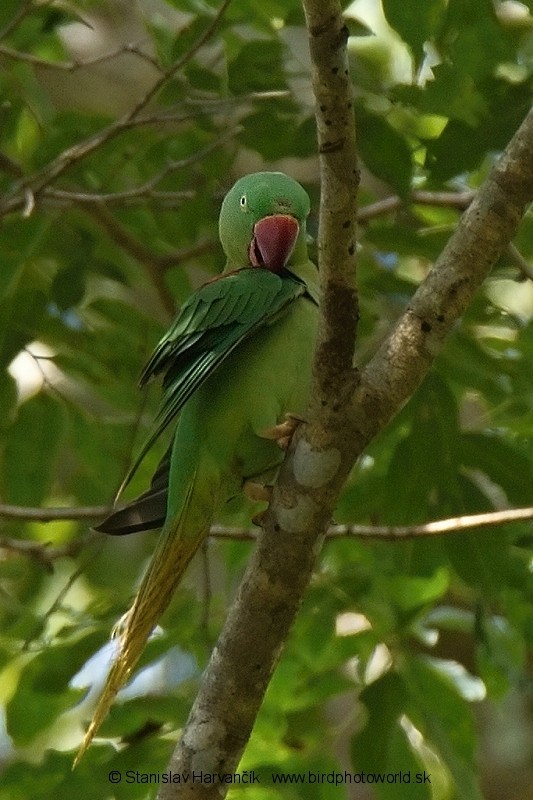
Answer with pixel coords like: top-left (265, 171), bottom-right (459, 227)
top-left (7, 630), bottom-right (104, 745)
top-left (352, 671), bottom-right (431, 799)
top-left (476, 612), bottom-right (526, 698)
top-left (395, 65), bottom-right (489, 126)
top-left (460, 432), bottom-right (533, 506)
top-left (1, 393), bottom-right (65, 505)
top-left (228, 39), bottom-right (287, 93)
top-left (439, 0), bottom-right (517, 81)
top-left (354, 672), bottom-right (409, 769)
top-left (356, 101), bottom-right (413, 196)
top-left (345, 16), bottom-right (375, 38)
top-left (383, 372), bottom-right (463, 523)
top-left (0, 0), bottom-right (25, 30)
top-left (0, 289), bottom-right (48, 369)
top-left (404, 657), bottom-right (484, 800)
top-left (382, 0), bottom-right (446, 66)
top-left (0, 370), bottom-right (17, 432)
top-left (425, 82), bottom-right (530, 181)
top-left (51, 264), bottom-right (86, 311)
top-left (388, 568), bottom-right (449, 613)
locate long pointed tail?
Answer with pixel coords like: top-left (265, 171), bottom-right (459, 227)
top-left (74, 477), bottom-right (206, 766)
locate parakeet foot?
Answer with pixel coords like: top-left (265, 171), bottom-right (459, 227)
top-left (244, 480), bottom-right (272, 503)
top-left (252, 509), bottom-right (268, 526)
top-left (111, 609), bottom-right (132, 640)
top-left (260, 413), bottom-right (305, 449)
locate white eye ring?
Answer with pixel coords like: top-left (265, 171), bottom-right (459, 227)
top-left (239, 195), bottom-right (247, 210)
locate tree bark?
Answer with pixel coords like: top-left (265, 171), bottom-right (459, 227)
top-left (156, 0), bottom-right (533, 793)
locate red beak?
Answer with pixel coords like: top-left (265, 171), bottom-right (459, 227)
top-left (249, 214), bottom-right (299, 271)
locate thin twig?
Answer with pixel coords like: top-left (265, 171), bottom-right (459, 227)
top-left (0, 0), bottom-right (34, 42)
top-left (0, 535), bottom-right (89, 572)
top-left (0, 504), bottom-right (111, 522)
top-left (211, 506), bottom-right (533, 540)
top-left (507, 241), bottom-right (533, 281)
top-left (22, 537), bottom-right (105, 650)
top-left (85, 204), bottom-right (215, 273)
top-left (120, 0), bottom-right (232, 125)
top-left (2, 506), bottom-right (532, 577)
top-left (0, 150), bottom-right (24, 178)
top-left (412, 189), bottom-right (475, 208)
top-left (0, 91), bottom-right (280, 215)
top-left (44, 187), bottom-right (194, 205)
top-left (39, 123), bottom-right (240, 207)
top-left (0, 0), bottom-right (232, 217)
top-left (25, 191), bottom-right (193, 212)
top-left (357, 190), bottom-right (475, 223)
top-left (0, 41), bottom-right (163, 73)
top-left (155, 240), bottom-right (217, 269)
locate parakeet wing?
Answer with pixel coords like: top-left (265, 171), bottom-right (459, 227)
top-left (119, 267), bottom-right (311, 493)
top-left (94, 446), bottom-right (170, 534)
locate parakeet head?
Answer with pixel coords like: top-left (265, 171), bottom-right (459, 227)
top-left (219, 172), bottom-right (311, 272)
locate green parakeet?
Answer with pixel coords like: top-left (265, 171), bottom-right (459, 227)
top-left (75, 171), bottom-right (319, 763)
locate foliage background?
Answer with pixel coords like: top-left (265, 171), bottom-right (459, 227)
top-left (0, 0), bottom-right (532, 798)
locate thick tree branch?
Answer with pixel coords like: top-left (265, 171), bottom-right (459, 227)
top-left (156, 28), bottom-right (533, 800)
top-left (350, 108), bottom-right (533, 447)
top-left (157, 2), bottom-right (359, 797)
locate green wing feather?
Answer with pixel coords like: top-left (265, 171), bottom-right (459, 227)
top-left (116, 267), bottom-right (308, 496)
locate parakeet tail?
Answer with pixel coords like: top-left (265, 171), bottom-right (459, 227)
top-left (74, 471), bottom-right (207, 767)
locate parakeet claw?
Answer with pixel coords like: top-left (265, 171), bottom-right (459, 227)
top-left (252, 509), bottom-right (268, 526)
top-left (244, 480), bottom-right (272, 503)
top-left (260, 413), bottom-right (305, 449)
top-left (111, 610), bottom-right (132, 639)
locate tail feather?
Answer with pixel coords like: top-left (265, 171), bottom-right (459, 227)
top-left (74, 477), bottom-right (205, 767)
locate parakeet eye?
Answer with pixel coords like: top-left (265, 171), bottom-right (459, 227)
top-left (239, 195), bottom-right (248, 211)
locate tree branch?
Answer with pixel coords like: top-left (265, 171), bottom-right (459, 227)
top-left (356, 189), bottom-right (475, 222)
top-left (156, 25), bottom-right (533, 800)
top-left (357, 190), bottom-right (532, 282)
top-left (0, 503), bottom-right (111, 521)
top-left (2, 506), bottom-right (532, 574)
top-left (214, 506), bottom-right (533, 540)
top-left (3, 500), bottom-right (533, 535)
top-left (0, 0), bottom-right (34, 42)
top-left (507, 241), bottom-right (533, 281)
top-left (0, 535), bottom-right (88, 572)
top-left (55, 124), bottom-right (240, 208)
top-left (157, 2), bottom-right (359, 797)
top-left (0, 41), bottom-right (163, 73)
top-left (83, 203), bottom-right (176, 317)
top-left (350, 107), bottom-right (533, 446)
top-left (82, 202), bottom-right (216, 299)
